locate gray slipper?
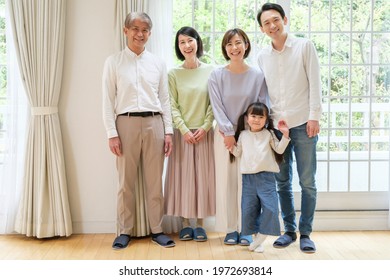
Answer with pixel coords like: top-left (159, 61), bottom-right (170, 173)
top-left (224, 231), bottom-right (239, 245)
top-left (273, 233), bottom-right (296, 248)
top-left (179, 227), bottom-right (194, 241)
top-left (112, 234), bottom-right (131, 250)
top-left (300, 237), bottom-right (316, 253)
top-left (152, 234), bottom-right (176, 248)
top-left (193, 227), bottom-right (207, 242)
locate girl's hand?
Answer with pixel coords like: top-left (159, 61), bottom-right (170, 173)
top-left (277, 120), bottom-right (290, 138)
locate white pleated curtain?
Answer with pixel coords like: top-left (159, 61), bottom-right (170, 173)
top-left (115, 0), bottom-right (179, 236)
top-left (8, 0), bottom-right (72, 238)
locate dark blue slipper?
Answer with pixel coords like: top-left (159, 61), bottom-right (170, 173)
top-left (300, 237), bottom-right (316, 253)
top-left (224, 231), bottom-right (239, 245)
top-left (193, 227), bottom-right (207, 242)
top-left (273, 233), bottom-right (296, 248)
top-left (179, 227), bottom-right (194, 241)
top-left (152, 234), bottom-right (176, 248)
top-left (112, 234), bottom-right (131, 250)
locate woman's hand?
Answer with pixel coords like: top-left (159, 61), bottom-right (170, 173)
top-left (224, 135), bottom-right (236, 150)
top-left (193, 128), bottom-right (206, 143)
top-left (184, 131), bottom-right (196, 144)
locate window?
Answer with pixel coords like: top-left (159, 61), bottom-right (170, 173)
top-left (0, 0), bottom-right (27, 234)
top-left (172, 0), bottom-right (390, 210)
top-left (294, 0), bottom-right (389, 193)
top-left (173, 0), bottom-right (268, 65)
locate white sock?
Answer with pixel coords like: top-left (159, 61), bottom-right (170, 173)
top-left (254, 244), bottom-right (265, 253)
top-left (249, 233), bottom-right (267, 251)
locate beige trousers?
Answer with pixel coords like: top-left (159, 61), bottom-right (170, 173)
top-left (115, 115), bottom-right (165, 235)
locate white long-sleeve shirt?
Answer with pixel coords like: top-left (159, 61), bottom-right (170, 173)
top-left (257, 34), bottom-right (322, 128)
top-left (231, 129), bottom-right (290, 174)
top-left (102, 47), bottom-right (173, 138)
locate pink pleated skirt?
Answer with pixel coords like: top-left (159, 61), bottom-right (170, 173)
top-left (164, 129), bottom-right (216, 219)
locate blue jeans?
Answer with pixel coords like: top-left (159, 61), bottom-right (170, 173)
top-left (274, 123), bottom-right (318, 236)
top-left (241, 172), bottom-right (281, 236)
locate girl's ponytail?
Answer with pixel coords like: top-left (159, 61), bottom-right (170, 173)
top-left (267, 118), bottom-right (284, 165)
top-left (230, 112), bottom-right (246, 163)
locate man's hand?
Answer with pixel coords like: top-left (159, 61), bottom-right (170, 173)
top-left (164, 134), bottom-right (173, 157)
top-left (109, 137), bottom-right (122, 156)
top-left (306, 120), bottom-right (320, 138)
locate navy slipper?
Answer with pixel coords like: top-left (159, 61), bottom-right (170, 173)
top-left (179, 227), bottom-right (194, 241)
top-left (152, 234), bottom-right (176, 248)
top-left (300, 237), bottom-right (316, 253)
top-left (193, 227), bottom-right (207, 242)
top-left (224, 231), bottom-right (239, 245)
top-left (112, 234), bottom-right (131, 250)
top-left (273, 233), bottom-right (296, 248)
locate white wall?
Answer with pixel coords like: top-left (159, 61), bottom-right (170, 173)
top-left (61, 0), bottom-right (117, 233)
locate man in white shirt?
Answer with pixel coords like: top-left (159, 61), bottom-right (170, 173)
top-left (257, 3), bottom-right (322, 253)
top-left (102, 12), bottom-right (175, 249)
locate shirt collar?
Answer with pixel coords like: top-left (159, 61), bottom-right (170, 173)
top-left (269, 33), bottom-right (294, 53)
top-left (125, 46), bottom-right (146, 57)
top-left (284, 33), bottom-right (294, 48)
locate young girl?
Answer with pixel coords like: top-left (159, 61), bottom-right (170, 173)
top-left (229, 102), bottom-right (290, 253)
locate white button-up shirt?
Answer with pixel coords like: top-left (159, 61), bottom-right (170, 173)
top-left (102, 47), bottom-right (173, 138)
top-left (257, 34), bottom-right (322, 128)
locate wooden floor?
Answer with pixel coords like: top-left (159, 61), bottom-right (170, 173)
top-left (0, 231), bottom-right (389, 260)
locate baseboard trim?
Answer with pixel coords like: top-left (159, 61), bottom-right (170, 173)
top-left (72, 221), bottom-right (116, 234)
top-left (311, 210), bottom-right (389, 231)
top-left (72, 211), bottom-right (390, 234)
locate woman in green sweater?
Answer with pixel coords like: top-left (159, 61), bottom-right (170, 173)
top-left (164, 26), bottom-right (216, 241)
